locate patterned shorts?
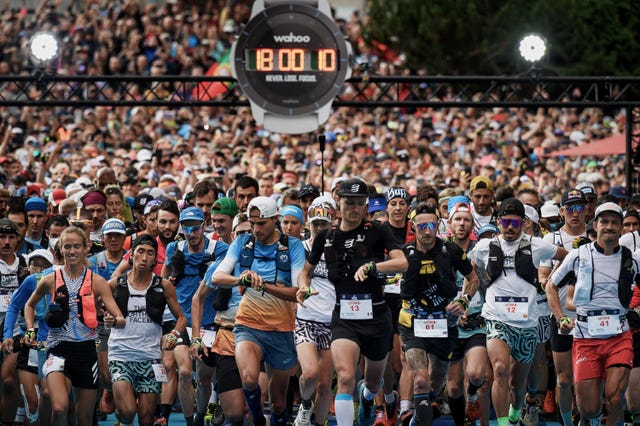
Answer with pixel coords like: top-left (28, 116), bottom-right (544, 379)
top-left (108, 360), bottom-right (162, 394)
top-left (295, 317), bottom-right (332, 350)
top-left (536, 315), bottom-right (552, 344)
top-left (486, 319), bottom-right (538, 364)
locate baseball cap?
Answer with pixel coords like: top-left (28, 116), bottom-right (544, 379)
top-left (497, 198), bottom-right (525, 218)
top-left (136, 148), bottom-right (153, 162)
top-left (25, 197), bottom-right (47, 213)
top-left (594, 202), bottom-right (623, 220)
top-left (75, 176), bottom-right (94, 189)
top-left (477, 223), bottom-right (499, 238)
top-left (25, 249), bottom-right (54, 266)
top-left (297, 184), bottom-right (320, 200)
top-left (133, 193), bottom-right (154, 212)
top-left (337, 178), bottom-right (368, 197)
top-left (575, 181), bottom-right (597, 200)
top-left (609, 186), bottom-right (629, 200)
top-left (279, 204), bottom-right (304, 223)
top-left (102, 218), bottom-right (126, 235)
top-left (386, 186), bottom-right (408, 202)
top-left (540, 202), bottom-right (560, 218)
top-left (247, 196), bottom-right (278, 218)
top-left (0, 218), bottom-right (18, 235)
top-left (448, 199), bottom-right (472, 220)
top-left (469, 175), bottom-right (494, 192)
top-left (368, 196), bottom-right (387, 214)
top-left (310, 194), bottom-right (337, 210)
top-left (524, 205), bottom-right (539, 225)
top-left (81, 190), bottom-right (106, 207)
top-left (211, 197), bottom-right (238, 218)
top-left (179, 206), bottom-right (205, 222)
top-left (561, 189), bottom-right (588, 206)
top-left (49, 189), bottom-right (67, 207)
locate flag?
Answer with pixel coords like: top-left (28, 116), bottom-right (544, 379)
top-left (193, 50), bottom-right (233, 101)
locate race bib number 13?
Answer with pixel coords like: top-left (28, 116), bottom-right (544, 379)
top-left (340, 294), bottom-right (373, 320)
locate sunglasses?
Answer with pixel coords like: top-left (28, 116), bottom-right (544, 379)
top-left (183, 225), bottom-right (202, 234)
top-left (565, 204), bottom-right (585, 214)
top-left (415, 221), bottom-right (437, 232)
top-left (308, 207), bottom-right (332, 219)
top-left (234, 230), bottom-right (250, 235)
top-left (499, 218), bottom-right (523, 228)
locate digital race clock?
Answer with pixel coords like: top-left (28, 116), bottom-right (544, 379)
top-left (231, 0), bottom-right (352, 134)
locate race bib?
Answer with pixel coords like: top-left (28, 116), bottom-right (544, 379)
top-left (0, 289), bottom-right (12, 312)
top-left (186, 327), bottom-right (217, 347)
top-left (42, 355), bottom-right (65, 377)
top-left (495, 296), bottom-right (529, 321)
top-left (587, 314), bottom-right (622, 336)
top-left (340, 294), bottom-right (373, 320)
top-left (384, 274), bottom-right (402, 295)
top-left (152, 363), bottom-right (168, 383)
top-left (414, 318), bottom-right (448, 338)
top-left (28, 348), bottom-right (39, 367)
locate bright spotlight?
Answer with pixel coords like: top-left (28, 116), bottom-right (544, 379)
top-left (519, 34), bottom-right (547, 63)
top-left (29, 32), bottom-right (59, 64)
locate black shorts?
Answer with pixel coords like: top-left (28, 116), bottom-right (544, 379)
top-left (47, 340), bottom-right (98, 389)
top-left (16, 342), bottom-right (39, 375)
top-left (450, 333), bottom-right (487, 362)
top-left (550, 316), bottom-right (573, 353)
top-left (201, 349), bottom-right (216, 368)
top-left (215, 354), bottom-right (242, 394)
top-left (331, 307), bottom-right (393, 361)
top-left (399, 324), bottom-right (458, 362)
top-left (384, 295), bottom-right (402, 334)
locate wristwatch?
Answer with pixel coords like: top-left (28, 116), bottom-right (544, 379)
top-left (231, 0), bottom-right (353, 134)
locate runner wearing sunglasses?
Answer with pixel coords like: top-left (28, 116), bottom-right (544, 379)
top-left (467, 198), bottom-right (567, 426)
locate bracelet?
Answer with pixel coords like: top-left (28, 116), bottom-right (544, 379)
top-left (560, 316), bottom-right (571, 325)
top-left (190, 336), bottom-right (203, 349)
top-left (25, 328), bottom-right (36, 340)
top-left (365, 262), bottom-right (377, 276)
top-left (453, 298), bottom-right (469, 311)
top-left (170, 329), bottom-right (180, 338)
top-left (241, 275), bottom-right (252, 286)
top-left (164, 333), bottom-right (178, 344)
top-left (258, 282), bottom-right (266, 296)
top-left (303, 286), bottom-right (312, 300)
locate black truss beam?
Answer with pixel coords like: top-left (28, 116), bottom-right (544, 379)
top-left (0, 74), bottom-right (638, 191)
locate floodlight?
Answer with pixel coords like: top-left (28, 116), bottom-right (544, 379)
top-left (519, 34), bottom-right (547, 63)
top-left (29, 32), bottom-right (59, 64)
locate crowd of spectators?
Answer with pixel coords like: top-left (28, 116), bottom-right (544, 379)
top-left (0, 0), bottom-right (631, 205)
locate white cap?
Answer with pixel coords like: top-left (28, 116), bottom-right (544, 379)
top-left (540, 202), bottom-right (560, 218)
top-left (594, 202), bottom-right (623, 219)
top-left (524, 205), bottom-right (539, 225)
top-left (24, 249), bottom-right (54, 266)
top-left (137, 148), bottom-right (153, 162)
top-left (310, 193), bottom-right (337, 210)
top-left (247, 196), bottom-right (278, 218)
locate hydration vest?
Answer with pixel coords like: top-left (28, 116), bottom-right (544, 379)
top-left (114, 274), bottom-right (165, 326)
top-left (238, 233), bottom-right (291, 277)
top-left (558, 245), bottom-right (638, 307)
top-left (171, 239), bottom-right (217, 281)
top-left (52, 269), bottom-right (98, 329)
top-left (486, 237), bottom-right (540, 292)
top-left (402, 240), bottom-right (459, 306)
top-left (323, 221), bottom-right (373, 283)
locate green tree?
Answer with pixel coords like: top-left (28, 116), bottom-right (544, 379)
top-left (367, 0), bottom-right (640, 75)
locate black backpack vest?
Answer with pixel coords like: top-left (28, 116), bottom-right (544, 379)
top-left (114, 274), bottom-right (165, 326)
top-left (486, 237), bottom-right (541, 293)
top-left (323, 221), bottom-right (374, 283)
top-left (402, 240), bottom-right (459, 303)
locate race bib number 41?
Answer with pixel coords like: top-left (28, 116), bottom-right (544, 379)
top-left (340, 294), bottom-right (373, 320)
top-left (495, 296), bottom-right (529, 321)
